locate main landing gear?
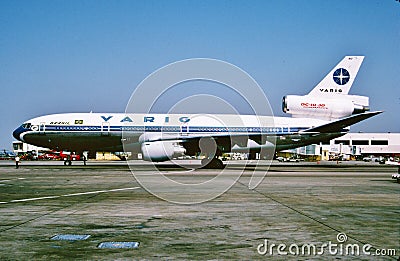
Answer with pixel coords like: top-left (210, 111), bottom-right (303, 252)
top-left (201, 157), bottom-right (224, 169)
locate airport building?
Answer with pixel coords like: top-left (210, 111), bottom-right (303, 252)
top-left (279, 133), bottom-right (400, 161)
top-left (12, 141), bottom-right (48, 155)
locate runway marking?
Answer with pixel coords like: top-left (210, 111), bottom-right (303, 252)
top-left (134, 169), bottom-right (196, 176)
top-left (1, 187), bottom-right (141, 204)
top-left (0, 177), bottom-right (26, 183)
top-left (62, 187), bottom-right (140, 197)
top-left (11, 196), bottom-right (61, 202)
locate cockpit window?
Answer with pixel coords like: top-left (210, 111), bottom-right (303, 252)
top-left (22, 123), bottom-right (32, 129)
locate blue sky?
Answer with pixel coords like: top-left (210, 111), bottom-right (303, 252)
top-left (1, 0), bottom-right (399, 149)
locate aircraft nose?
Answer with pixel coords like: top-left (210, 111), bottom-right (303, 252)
top-left (13, 126), bottom-right (25, 141)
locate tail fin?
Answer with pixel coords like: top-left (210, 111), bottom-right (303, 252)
top-left (308, 56), bottom-right (364, 96)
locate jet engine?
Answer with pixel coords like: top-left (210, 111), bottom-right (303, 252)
top-left (282, 95), bottom-right (369, 120)
top-left (141, 141), bottom-right (186, 162)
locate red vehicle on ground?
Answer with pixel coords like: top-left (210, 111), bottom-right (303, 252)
top-left (59, 151), bottom-right (81, 161)
top-left (37, 151), bottom-right (81, 163)
top-left (39, 153), bottom-right (61, 160)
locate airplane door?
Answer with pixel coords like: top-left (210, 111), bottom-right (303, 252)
top-left (101, 122), bottom-right (110, 136)
top-left (281, 124), bottom-right (289, 135)
top-left (39, 122), bottom-right (46, 135)
top-left (180, 123), bottom-right (189, 136)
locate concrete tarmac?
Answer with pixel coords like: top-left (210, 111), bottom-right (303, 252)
top-left (0, 160), bottom-right (398, 260)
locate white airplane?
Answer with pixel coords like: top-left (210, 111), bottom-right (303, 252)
top-left (13, 56), bottom-right (382, 167)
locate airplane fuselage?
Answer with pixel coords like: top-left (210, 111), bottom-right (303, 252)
top-left (13, 113), bottom-right (346, 155)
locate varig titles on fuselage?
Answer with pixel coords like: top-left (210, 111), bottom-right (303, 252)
top-left (100, 115), bottom-right (191, 124)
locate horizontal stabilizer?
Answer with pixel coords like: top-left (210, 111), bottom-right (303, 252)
top-left (301, 111), bottom-right (383, 133)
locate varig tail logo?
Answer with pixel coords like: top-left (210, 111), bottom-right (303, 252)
top-left (319, 68), bottom-right (350, 93)
top-left (333, 68), bottom-right (350, 85)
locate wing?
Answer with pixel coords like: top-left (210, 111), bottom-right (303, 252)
top-left (300, 111), bottom-right (383, 133)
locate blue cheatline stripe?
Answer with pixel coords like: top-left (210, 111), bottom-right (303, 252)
top-left (44, 126), bottom-right (101, 131)
top-left (39, 125), bottom-right (313, 134)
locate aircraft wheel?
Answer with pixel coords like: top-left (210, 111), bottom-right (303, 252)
top-left (212, 158), bottom-right (224, 169)
top-left (201, 158), bottom-right (210, 167)
top-left (201, 158), bottom-right (224, 169)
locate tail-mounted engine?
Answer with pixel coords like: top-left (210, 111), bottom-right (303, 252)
top-left (282, 95), bottom-right (369, 120)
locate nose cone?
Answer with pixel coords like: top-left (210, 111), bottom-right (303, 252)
top-left (13, 126), bottom-right (25, 141)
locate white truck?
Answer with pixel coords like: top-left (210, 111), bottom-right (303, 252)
top-left (386, 160), bottom-right (400, 183)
